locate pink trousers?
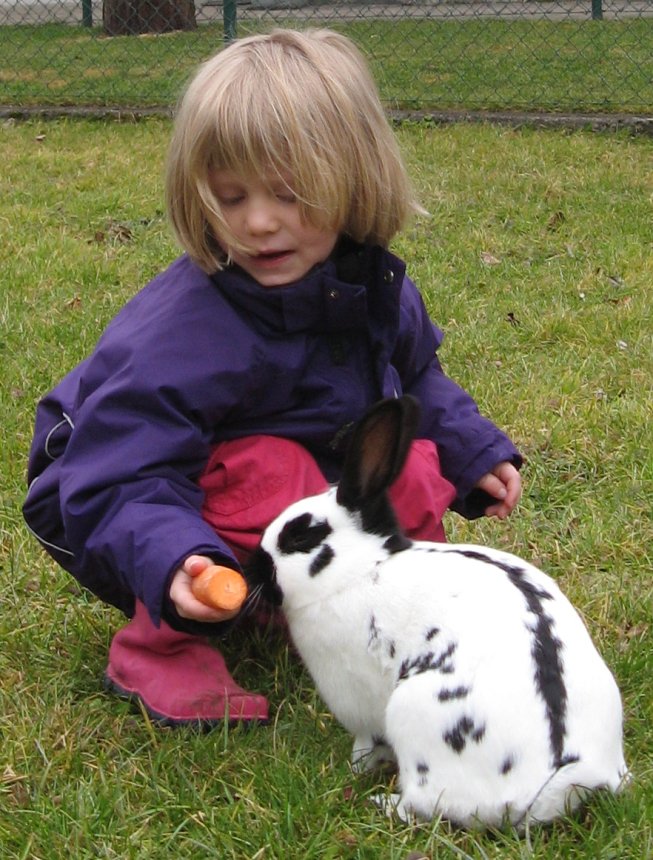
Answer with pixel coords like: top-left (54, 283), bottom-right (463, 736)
top-left (106, 436), bottom-right (456, 726)
top-left (198, 436), bottom-right (456, 564)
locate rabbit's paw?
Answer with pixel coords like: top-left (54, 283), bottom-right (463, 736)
top-left (370, 791), bottom-right (400, 818)
top-left (371, 791), bottom-right (420, 824)
top-left (352, 734), bottom-right (397, 774)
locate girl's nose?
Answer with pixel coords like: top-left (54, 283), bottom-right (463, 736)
top-left (245, 199), bottom-right (279, 235)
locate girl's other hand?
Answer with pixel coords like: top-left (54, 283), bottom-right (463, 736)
top-left (474, 462), bottom-right (522, 520)
top-left (169, 554), bottom-right (242, 623)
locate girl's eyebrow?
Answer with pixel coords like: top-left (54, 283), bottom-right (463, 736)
top-left (212, 181), bottom-right (247, 199)
top-left (212, 175), bottom-right (243, 188)
top-left (269, 176), bottom-right (297, 194)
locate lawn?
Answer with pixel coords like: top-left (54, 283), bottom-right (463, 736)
top-left (1, 117), bottom-right (651, 858)
top-left (1, 17), bottom-right (652, 112)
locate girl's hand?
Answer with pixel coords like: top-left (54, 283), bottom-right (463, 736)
top-left (474, 462), bottom-right (522, 520)
top-left (169, 554), bottom-right (242, 623)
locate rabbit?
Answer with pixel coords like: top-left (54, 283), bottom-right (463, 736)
top-left (245, 395), bottom-right (629, 831)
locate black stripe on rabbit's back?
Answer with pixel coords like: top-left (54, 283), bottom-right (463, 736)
top-left (248, 396), bottom-right (628, 831)
top-left (442, 547), bottom-right (571, 769)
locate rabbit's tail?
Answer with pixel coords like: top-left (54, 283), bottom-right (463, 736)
top-left (522, 755), bottom-right (630, 826)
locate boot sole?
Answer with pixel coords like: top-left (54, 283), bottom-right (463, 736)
top-left (103, 674), bottom-right (269, 729)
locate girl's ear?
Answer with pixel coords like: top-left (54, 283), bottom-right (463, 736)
top-left (337, 396), bottom-right (420, 512)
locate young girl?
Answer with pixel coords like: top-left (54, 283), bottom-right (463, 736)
top-left (23, 28), bottom-right (522, 727)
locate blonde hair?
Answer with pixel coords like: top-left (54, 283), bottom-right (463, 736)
top-left (166, 29), bottom-right (421, 272)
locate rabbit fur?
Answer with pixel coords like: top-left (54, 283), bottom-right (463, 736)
top-left (245, 396), bottom-right (629, 830)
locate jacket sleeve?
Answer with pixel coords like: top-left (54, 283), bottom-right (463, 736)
top-left (393, 276), bottom-right (523, 519)
top-left (54, 316), bottom-right (244, 632)
top-left (59, 395), bottom-right (229, 629)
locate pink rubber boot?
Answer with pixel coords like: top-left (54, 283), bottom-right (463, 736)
top-left (104, 601), bottom-right (268, 727)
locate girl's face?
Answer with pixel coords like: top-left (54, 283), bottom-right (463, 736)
top-left (210, 169), bottom-right (339, 287)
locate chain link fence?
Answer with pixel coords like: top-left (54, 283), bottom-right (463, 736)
top-left (1, 0), bottom-right (652, 113)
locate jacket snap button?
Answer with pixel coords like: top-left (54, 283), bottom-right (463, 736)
top-left (328, 288), bottom-right (340, 300)
top-left (384, 270), bottom-right (394, 283)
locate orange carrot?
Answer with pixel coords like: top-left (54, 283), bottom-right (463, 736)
top-left (190, 565), bottom-right (248, 612)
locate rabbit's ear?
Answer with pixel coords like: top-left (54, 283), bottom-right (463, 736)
top-left (337, 396), bottom-right (420, 512)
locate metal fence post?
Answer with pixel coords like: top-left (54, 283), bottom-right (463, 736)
top-left (81, 0), bottom-right (92, 27)
top-left (224, 0), bottom-right (237, 42)
top-left (591, 0), bottom-right (603, 20)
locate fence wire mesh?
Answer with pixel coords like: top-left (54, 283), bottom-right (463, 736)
top-left (1, 1), bottom-right (652, 112)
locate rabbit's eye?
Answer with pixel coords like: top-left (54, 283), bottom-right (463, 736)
top-left (277, 513), bottom-right (332, 555)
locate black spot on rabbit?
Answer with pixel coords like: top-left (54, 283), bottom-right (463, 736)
top-left (437, 685), bottom-right (471, 703)
top-left (500, 756), bottom-right (515, 775)
top-left (383, 533), bottom-right (413, 554)
top-left (443, 716), bottom-right (486, 753)
top-left (399, 642), bottom-right (458, 681)
top-left (310, 544), bottom-right (334, 576)
top-left (277, 513), bottom-right (332, 555)
top-left (416, 760), bottom-right (430, 786)
top-left (368, 614), bottom-right (380, 645)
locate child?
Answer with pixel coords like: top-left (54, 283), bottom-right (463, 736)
top-left (23, 29), bottom-right (522, 727)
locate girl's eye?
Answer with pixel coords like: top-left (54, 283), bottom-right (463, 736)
top-left (274, 188), bottom-right (297, 203)
top-left (219, 196), bottom-right (244, 207)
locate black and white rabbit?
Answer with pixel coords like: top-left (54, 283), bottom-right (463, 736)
top-left (246, 396), bottom-right (629, 830)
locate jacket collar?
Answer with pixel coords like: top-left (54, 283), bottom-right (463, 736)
top-left (210, 242), bottom-right (404, 335)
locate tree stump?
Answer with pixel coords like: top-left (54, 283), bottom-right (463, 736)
top-left (103, 0), bottom-right (197, 35)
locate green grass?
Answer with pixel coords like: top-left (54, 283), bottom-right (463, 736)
top-left (1, 18), bottom-right (653, 112)
top-left (1, 117), bottom-right (652, 858)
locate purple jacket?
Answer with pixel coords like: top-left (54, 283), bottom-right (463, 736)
top-left (23, 242), bottom-right (521, 631)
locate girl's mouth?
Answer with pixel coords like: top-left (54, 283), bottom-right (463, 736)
top-left (257, 250), bottom-right (290, 260)
top-left (255, 250), bottom-right (292, 266)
